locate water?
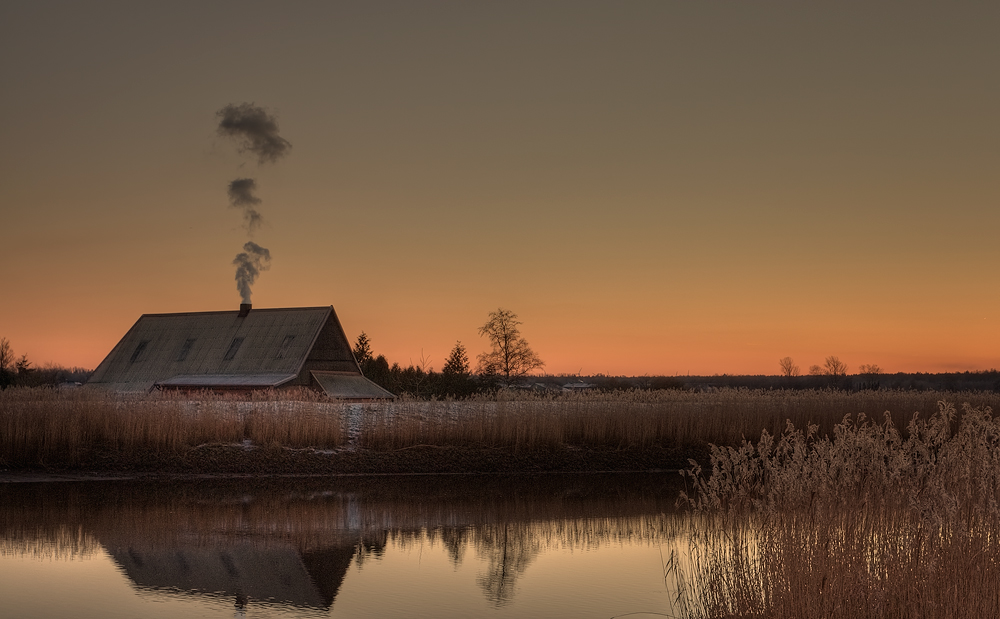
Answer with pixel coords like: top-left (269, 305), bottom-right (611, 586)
top-left (0, 474), bottom-right (688, 619)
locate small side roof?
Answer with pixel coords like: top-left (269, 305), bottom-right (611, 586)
top-left (311, 372), bottom-right (396, 400)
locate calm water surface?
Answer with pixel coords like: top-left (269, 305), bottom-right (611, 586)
top-left (1, 474), bottom-right (689, 619)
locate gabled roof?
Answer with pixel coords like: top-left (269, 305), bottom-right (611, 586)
top-left (87, 306), bottom-right (393, 399)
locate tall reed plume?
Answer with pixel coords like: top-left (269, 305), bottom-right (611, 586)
top-left (671, 401), bottom-right (1000, 618)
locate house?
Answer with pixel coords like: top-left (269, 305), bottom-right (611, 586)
top-left (87, 303), bottom-right (394, 400)
top-left (562, 381), bottom-right (596, 392)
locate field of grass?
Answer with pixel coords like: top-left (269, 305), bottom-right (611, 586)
top-left (670, 400), bottom-right (1000, 618)
top-left (358, 389), bottom-right (1000, 451)
top-left (3, 385), bottom-right (1000, 469)
top-left (0, 387), bottom-right (345, 467)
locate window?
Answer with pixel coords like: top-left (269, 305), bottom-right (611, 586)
top-left (223, 337), bottom-right (244, 361)
top-left (176, 338), bottom-right (196, 362)
top-left (129, 340), bottom-right (149, 364)
top-left (276, 335), bottom-right (295, 359)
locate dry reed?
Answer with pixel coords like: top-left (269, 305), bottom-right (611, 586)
top-left (358, 389), bottom-right (1000, 451)
top-left (6, 386), bottom-right (1000, 469)
top-left (673, 401), bottom-right (1000, 618)
top-left (0, 387), bottom-right (344, 467)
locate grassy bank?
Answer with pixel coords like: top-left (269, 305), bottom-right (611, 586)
top-left (672, 401), bottom-right (1000, 618)
top-left (3, 386), bottom-right (1000, 472)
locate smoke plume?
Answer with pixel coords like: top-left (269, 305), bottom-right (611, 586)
top-left (217, 102), bottom-right (291, 304)
top-left (216, 103), bottom-right (292, 164)
top-left (233, 241), bottom-right (271, 304)
top-left (227, 178), bottom-right (263, 233)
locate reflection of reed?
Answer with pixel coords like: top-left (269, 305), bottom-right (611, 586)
top-left (0, 524), bottom-right (100, 560)
top-left (1, 475), bottom-right (685, 549)
top-left (2, 478), bottom-right (684, 549)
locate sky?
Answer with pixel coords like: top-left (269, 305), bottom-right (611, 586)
top-left (1, 1), bottom-right (998, 376)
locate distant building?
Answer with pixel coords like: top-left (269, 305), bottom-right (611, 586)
top-left (87, 304), bottom-right (394, 400)
top-left (562, 381), bottom-right (596, 392)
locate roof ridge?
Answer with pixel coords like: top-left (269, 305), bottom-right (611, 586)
top-left (140, 306), bottom-right (332, 318)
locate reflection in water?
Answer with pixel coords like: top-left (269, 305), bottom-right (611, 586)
top-left (475, 523), bottom-right (542, 606)
top-left (0, 474), bottom-right (685, 616)
top-left (0, 524), bottom-right (101, 561)
top-left (107, 540), bottom-right (357, 609)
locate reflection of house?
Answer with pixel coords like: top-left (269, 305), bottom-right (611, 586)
top-left (87, 304), bottom-right (393, 400)
top-left (107, 541), bottom-right (359, 609)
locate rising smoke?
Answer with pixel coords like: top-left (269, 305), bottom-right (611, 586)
top-left (227, 178), bottom-right (263, 233)
top-left (233, 242), bottom-right (271, 304)
top-left (216, 103), bottom-right (292, 164)
top-left (216, 103), bottom-right (291, 304)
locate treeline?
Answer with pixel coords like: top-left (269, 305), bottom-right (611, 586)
top-left (536, 372), bottom-right (1000, 394)
top-left (352, 333), bottom-right (480, 398)
top-left (349, 329), bottom-right (1000, 397)
top-left (0, 338), bottom-right (92, 389)
top-left (350, 332), bottom-right (688, 398)
top-left (676, 371), bottom-right (1000, 393)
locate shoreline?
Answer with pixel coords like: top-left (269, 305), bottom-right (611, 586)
top-left (0, 444), bottom-right (704, 482)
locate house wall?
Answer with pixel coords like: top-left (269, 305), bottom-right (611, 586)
top-left (295, 311), bottom-right (361, 384)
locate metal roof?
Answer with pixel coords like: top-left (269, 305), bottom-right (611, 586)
top-left (311, 371), bottom-right (396, 400)
top-left (88, 306), bottom-right (393, 399)
top-left (156, 373), bottom-right (298, 388)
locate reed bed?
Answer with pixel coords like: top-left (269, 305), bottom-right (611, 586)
top-left (358, 389), bottom-right (1000, 451)
top-left (0, 387), bottom-right (344, 467)
top-left (5, 386), bottom-right (1000, 468)
top-left (672, 401), bottom-right (1000, 618)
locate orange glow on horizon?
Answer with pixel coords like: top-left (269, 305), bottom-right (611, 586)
top-left (2, 3), bottom-right (998, 378)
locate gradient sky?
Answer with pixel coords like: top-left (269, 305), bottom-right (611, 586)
top-left (2, 1), bottom-right (998, 376)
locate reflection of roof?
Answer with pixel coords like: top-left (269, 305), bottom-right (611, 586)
top-left (107, 542), bottom-right (357, 609)
top-left (87, 306), bottom-right (393, 399)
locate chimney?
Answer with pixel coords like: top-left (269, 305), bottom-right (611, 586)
top-left (239, 303), bottom-right (251, 317)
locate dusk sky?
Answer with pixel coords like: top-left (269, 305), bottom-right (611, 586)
top-left (2, 1), bottom-right (998, 376)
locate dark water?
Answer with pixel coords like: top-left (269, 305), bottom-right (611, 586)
top-left (0, 474), bottom-right (689, 619)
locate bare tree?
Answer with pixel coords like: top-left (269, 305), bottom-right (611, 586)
top-left (0, 338), bottom-right (12, 371)
top-left (0, 338), bottom-right (13, 389)
top-left (476, 309), bottom-right (544, 387)
top-left (858, 363), bottom-right (882, 390)
top-left (808, 365), bottom-right (824, 376)
top-left (858, 363), bottom-right (882, 376)
top-left (824, 356), bottom-right (848, 376)
top-left (778, 357), bottom-right (800, 377)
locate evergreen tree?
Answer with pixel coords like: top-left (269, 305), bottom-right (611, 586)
top-left (352, 331), bottom-right (373, 365)
top-left (442, 341), bottom-right (470, 376)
